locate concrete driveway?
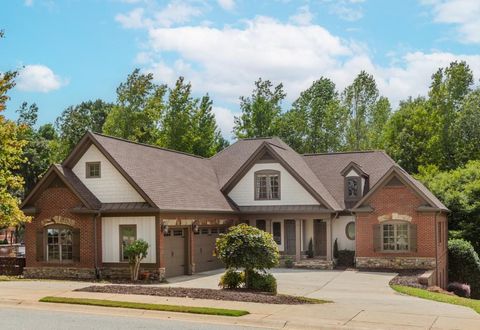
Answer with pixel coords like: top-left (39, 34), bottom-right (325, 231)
top-left (166, 268), bottom-right (480, 329)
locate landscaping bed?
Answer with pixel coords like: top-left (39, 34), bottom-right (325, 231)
top-left (76, 285), bottom-right (327, 305)
top-left (388, 269), bottom-right (427, 289)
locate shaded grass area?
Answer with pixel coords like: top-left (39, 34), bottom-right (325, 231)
top-left (39, 296), bottom-right (249, 317)
top-left (0, 275), bottom-right (24, 281)
top-left (391, 285), bottom-right (480, 314)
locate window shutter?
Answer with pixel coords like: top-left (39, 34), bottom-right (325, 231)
top-left (409, 224), bottom-right (417, 252)
top-left (72, 228), bottom-right (81, 262)
top-left (373, 224), bottom-right (381, 252)
top-left (36, 230), bottom-right (44, 261)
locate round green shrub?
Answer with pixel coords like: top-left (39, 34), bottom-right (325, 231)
top-left (448, 238), bottom-right (480, 298)
top-left (219, 269), bottom-right (244, 289)
top-left (245, 270), bottom-right (277, 294)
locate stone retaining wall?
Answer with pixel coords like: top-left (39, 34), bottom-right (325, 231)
top-left (356, 257), bottom-right (436, 269)
top-left (23, 267), bottom-right (96, 279)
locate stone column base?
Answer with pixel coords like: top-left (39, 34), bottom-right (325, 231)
top-left (23, 267), bottom-right (96, 279)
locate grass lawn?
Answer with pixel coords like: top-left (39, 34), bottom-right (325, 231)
top-left (391, 285), bottom-right (480, 314)
top-left (40, 296), bottom-right (249, 317)
top-left (0, 275), bottom-right (24, 281)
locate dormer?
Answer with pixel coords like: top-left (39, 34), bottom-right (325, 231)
top-left (341, 161), bottom-right (369, 208)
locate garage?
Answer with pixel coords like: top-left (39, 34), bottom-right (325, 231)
top-left (163, 228), bottom-right (187, 277)
top-left (194, 227), bottom-right (225, 273)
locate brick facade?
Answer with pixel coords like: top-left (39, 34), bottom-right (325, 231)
top-left (24, 183), bottom-right (97, 279)
top-left (355, 182), bottom-right (448, 288)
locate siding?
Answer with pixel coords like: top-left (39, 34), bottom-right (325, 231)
top-left (228, 163), bottom-right (319, 206)
top-left (332, 215), bottom-right (355, 251)
top-left (102, 216), bottom-right (156, 263)
top-left (72, 145), bottom-right (144, 203)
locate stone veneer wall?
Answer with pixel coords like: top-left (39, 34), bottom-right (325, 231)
top-left (356, 257), bottom-right (436, 269)
top-left (23, 267), bottom-right (96, 279)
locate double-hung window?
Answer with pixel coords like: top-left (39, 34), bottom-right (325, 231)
top-left (382, 222), bottom-right (409, 252)
top-left (255, 170), bottom-right (280, 200)
top-left (46, 227), bottom-right (73, 262)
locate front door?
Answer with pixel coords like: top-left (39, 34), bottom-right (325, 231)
top-left (314, 220), bottom-right (327, 257)
top-left (284, 220), bottom-right (296, 255)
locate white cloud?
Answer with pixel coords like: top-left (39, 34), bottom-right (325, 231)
top-left (24, 0), bottom-right (34, 6)
top-left (117, 13), bottom-right (480, 135)
top-left (217, 0), bottom-right (235, 11)
top-left (17, 65), bottom-right (67, 93)
top-left (329, 0), bottom-right (364, 21)
top-left (423, 0), bottom-right (480, 44)
top-left (289, 5), bottom-right (313, 26)
top-left (117, 1), bottom-right (204, 29)
top-left (213, 106), bottom-right (237, 138)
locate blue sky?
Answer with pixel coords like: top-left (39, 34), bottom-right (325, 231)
top-left (2, 0), bottom-right (480, 139)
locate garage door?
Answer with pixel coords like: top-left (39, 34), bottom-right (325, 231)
top-left (194, 227), bottom-right (225, 273)
top-left (164, 228), bottom-right (187, 277)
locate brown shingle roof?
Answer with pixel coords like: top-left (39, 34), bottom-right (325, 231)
top-left (91, 133), bottom-right (236, 212)
top-left (54, 165), bottom-right (102, 209)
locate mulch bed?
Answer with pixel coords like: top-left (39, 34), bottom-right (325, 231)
top-left (76, 285), bottom-right (321, 305)
top-left (389, 269), bottom-right (428, 289)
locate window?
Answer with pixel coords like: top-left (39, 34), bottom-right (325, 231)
top-left (345, 222), bottom-right (355, 240)
top-left (119, 225), bottom-right (136, 261)
top-left (272, 222), bottom-right (281, 245)
top-left (86, 162), bottom-right (101, 178)
top-left (345, 177), bottom-right (361, 200)
top-left (256, 219), bottom-right (266, 231)
top-left (255, 170), bottom-right (280, 200)
top-left (46, 227), bottom-right (73, 262)
top-left (382, 222), bottom-right (409, 251)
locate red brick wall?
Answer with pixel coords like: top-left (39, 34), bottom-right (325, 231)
top-left (356, 184), bottom-right (436, 258)
top-left (25, 186), bottom-right (96, 269)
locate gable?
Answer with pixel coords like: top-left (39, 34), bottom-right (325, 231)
top-left (71, 144), bottom-right (145, 203)
top-left (228, 162), bottom-right (320, 206)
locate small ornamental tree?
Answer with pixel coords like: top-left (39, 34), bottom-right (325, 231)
top-left (216, 224), bottom-right (279, 289)
top-left (124, 239), bottom-right (149, 281)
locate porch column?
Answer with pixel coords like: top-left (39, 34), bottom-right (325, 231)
top-left (295, 219), bottom-right (301, 262)
top-left (326, 218), bottom-right (332, 260)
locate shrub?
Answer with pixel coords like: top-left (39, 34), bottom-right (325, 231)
top-left (333, 238), bottom-right (339, 259)
top-left (448, 239), bottom-right (480, 298)
top-left (447, 282), bottom-right (471, 298)
top-left (284, 257), bottom-right (294, 268)
top-left (307, 238), bottom-right (314, 258)
top-left (337, 250), bottom-right (355, 267)
top-left (219, 269), bottom-right (244, 289)
top-left (246, 270), bottom-right (277, 294)
top-left (124, 239), bottom-right (149, 281)
top-left (448, 230), bottom-right (464, 240)
top-left (216, 224), bottom-right (279, 290)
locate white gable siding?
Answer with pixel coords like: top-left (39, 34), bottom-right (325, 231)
top-left (102, 216), bottom-right (156, 263)
top-left (72, 145), bottom-right (144, 203)
top-left (228, 163), bottom-right (319, 206)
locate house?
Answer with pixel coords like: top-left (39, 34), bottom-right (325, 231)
top-left (20, 132), bottom-right (449, 287)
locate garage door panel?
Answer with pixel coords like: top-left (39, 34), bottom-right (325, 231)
top-left (164, 229), bottom-right (186, 277)
top-left (194, 227), bottom-right (224, 273)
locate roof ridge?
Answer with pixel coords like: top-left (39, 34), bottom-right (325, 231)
top-left (302, 150), bottom-right (383, 156)
top-left (91, 132), bottom-right (205, 159)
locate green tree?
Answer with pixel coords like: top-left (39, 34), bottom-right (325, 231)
top-left (16, 103), bottom-right (58, 194)
top-left (234, 78), bottom-right (286, 138)
top-left (343, 71), bottom-right (379, 150)
top-left (368, 96), bottom-right (391, 149)
top-left (103, 69), bottom-right (166, 144)
top-left (417, 161), bottom-right (480, 254)
top-left (124, 239), bottom-right (149, 281)
top-left (452, 88), bottom-right (480, 166)
top-left (56, 99), bottom-right (113, 156)
top-left (0, 31), bottom-right (30, 226)
top-left (383, 97), bottom-right (441, 173)
top-left (215, 224), bottom-right (279, 289)
top-left (191, 95), bottom-right (229, 157)
top-left (279, 78), bottom-right (348, 153)
top-left (429, 61), bottom-right (474, 169)
top-left (159, 77), bottom-right (195, 153)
